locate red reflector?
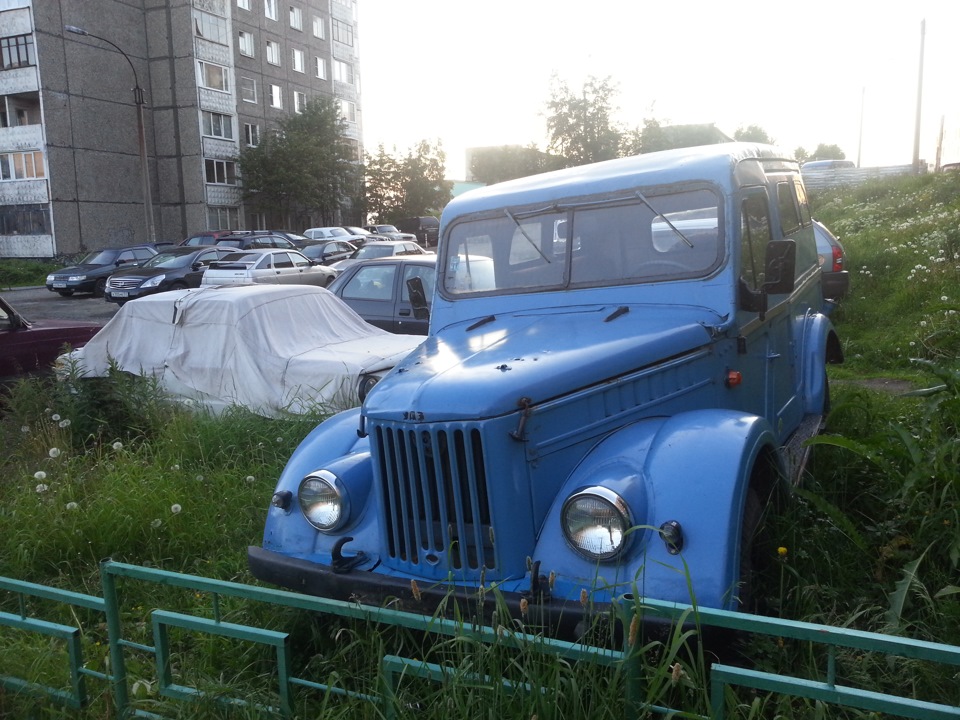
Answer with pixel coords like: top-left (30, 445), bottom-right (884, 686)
top-left (726, 370), bottom-right (742, 388)
top-left (832, 246), bottom-right (843, 272)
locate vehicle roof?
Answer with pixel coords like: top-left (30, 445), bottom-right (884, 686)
top-left (345, 255), bottom-right (437, 266)
top-left (443, 142), bottom-right (797, 220)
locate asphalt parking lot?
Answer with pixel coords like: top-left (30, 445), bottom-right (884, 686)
top-left (4, 286), bottom-right (120, 324)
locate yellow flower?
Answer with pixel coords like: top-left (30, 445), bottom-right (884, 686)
top-left (777, 546), bottom-right (788, 558)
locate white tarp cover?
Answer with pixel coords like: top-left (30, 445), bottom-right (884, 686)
top-left (67, 284), bottom-right (423, 416)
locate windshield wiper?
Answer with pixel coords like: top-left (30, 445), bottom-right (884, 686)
top-left (505, 209), bottom-right (551, 263)
top-left (634, 191), bottom-right (694, 248)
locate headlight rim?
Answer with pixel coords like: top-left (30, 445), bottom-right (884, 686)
top-left (560, 485), bottom-right (634, 562)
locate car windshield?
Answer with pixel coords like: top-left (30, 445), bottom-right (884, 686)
top-left (144, 252), bottom-right (193, 269)
top-left (79, 250), bottom-right (119, 265)
top-left (377, 225), bottom-right (399, 233)
top-left (355, 244), bottom-right (397, 259)
top-left (442, 188), bottom-right (722, 296)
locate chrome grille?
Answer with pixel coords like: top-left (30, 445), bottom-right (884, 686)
top-left (107, 278), bottom-right (143, 290)
top-left (374, 423), bottom-right (494, 571)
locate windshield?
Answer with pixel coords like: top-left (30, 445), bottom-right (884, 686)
top-left (79, 250), bottom-right (118, 265)
top-left (355, 244), bottom-right (397, 259)
top-left (144, 252), bottom-right (192, 268)
top-left (442, 188), bottom-right (721, 296)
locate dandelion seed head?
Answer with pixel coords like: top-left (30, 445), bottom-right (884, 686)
top-left (48, 447), bottom-right (61, 458)
top-left (20, 425), bottom-right (29, 433)
top-left (151, 519), bottom-right (162, 529)
top-left (66, 502), bottom-right (78, 511)
top-left (245, 475), bottom-right (255, 483)
top-left (35, 483), bottom-right (49, 493)
top-left (34, 471), bottom-right (47, 481)
top-left (170, 504), bottom-right (182, 514)
top-left (59, 419), bottom-right (71, 428)
top-left (112, 441), bottom-right (123, 451)
top-left (51, 414), bottom-right (60, 421)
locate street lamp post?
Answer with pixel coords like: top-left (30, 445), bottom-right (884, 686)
top-left (65, 25), bottom-right (156, 243)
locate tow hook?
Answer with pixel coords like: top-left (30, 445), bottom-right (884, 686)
top-left (332, 537), bottom-right (367, 574)
top-left (521, 560), bottom-right (552, 603)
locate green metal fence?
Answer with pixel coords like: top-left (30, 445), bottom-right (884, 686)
top-left (1, 559), bottom-right (959, 718)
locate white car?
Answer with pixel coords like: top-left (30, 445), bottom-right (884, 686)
top-left (201, 248), bottom-right (336, 287)
top-left (61, 285), bottom-right (423, 416)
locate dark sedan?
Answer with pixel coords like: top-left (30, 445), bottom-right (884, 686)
top-left (327, 255), bottom-right (437, 335)
top-left (1, 294), bottom-right (101, 382)
top-left (46, 245), bottom-right (159, 297)
top-left (104, 246), bottom-right (234, 304)
top-left (300, 239), bottom-right (357, 264)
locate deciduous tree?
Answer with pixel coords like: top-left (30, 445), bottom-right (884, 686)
top-left (364, 141), bottom-right (452, 223)
top-left (545, 75), bottom-right (623, 167)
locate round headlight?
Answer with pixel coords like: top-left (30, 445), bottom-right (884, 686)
top-left (357, 374), bottom-right (380, 402)
top-left (561, 487), bottom-right (633, 561)
top-left (298, 470), bottom-right (349, 532)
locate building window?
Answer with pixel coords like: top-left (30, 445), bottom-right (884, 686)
top-left (0, 151), bottom-right (45, 180)
top-left (0, 203), bottom-right (49, 235)
top-left (240, 76), bottom-right (257, 103)
top-left (334, 59), bottom-right (354, 85)
top-left (269, 84), bottom-right (283, 108)
top-left (292, 48), bottom-right (305, 73)
top-left (195, 11), bottom-right (228, 44)
top-left (264, 0), bottom-right (278, 21)
top-left (198, 61), bottom-right (229, 92)
top-left (331, 18), bottom-right (353, 46)
top-left (312, 16), bottom-right (325, 39)
top-left (339, 99), bottom-right (356, 123)
top-left (201, 111), bottom-right (234, 140)
top-left (294, 91), bottom-right (307, 113)
top-left (315, 57), bottom-right (327, 80)
top-left (266, 40), bottom-right (281, 65)
top-left (290, 6), bottom-right (303, 30)
top-left (208, 206), bottom-right (240, 230)
top-left (238, 30), bottom-right (255, 57)
top-left (1, 34), bottom-right (35, 69)
top-left (244, 123), bottom-right (261, 147)
top-left (204, 159), bottom-right (238, 185)
top-left (237, 0), bottom-right (250, 9)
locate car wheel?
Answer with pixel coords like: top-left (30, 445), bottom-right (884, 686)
top-left (57, 290), bottom-right (74, 297)
top-left (325, 275), bottom-right (335, 287)
top-left (93, 278), bottom-right (107, 297)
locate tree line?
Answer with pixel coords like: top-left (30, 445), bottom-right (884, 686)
top-left (238, 80), bottom-right (847, 229)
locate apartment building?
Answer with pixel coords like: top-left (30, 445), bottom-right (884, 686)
top-left (0, 0), bottom-right (362, 257)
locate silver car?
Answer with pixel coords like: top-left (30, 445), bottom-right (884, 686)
top-left (201, 249), bottom-right (336, 287)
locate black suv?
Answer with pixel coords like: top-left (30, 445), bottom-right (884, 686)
top-left (395, 216), bottom-right (440, 248)
top-left (213, 231), bottom-right (299, 250)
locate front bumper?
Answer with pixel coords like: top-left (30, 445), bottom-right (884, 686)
top-left (47, 279), bottom-right (95, 293)
top-left (248, 545), bottom-right (624, 639)
top-left (104, 286), bottom-right (156, 304)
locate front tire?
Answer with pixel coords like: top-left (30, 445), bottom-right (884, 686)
top-left (93, 279), bottom-right (107, 297)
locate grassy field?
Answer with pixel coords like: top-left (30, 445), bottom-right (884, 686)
top-left (2, 171), bottom-right (960, 717)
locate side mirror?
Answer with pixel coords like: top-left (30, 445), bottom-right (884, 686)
top-left (191, 262), bottom-right (203, 271)
top-left (762, 240), bottom-right (796, 295)
top-left (406, 277), bottom-right (430, 321)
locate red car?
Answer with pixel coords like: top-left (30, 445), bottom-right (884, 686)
top-left (0, 294), bottom-right (101, 382)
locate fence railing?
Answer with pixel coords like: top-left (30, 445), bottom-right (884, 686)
top-left (2, 559), bottom-right (959, 718)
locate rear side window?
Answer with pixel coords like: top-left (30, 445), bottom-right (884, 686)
top-left (776, 182), bottom-right (801, 236)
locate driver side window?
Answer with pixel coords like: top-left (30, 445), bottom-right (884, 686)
top-left (740, 191), bottom-right (771, 292)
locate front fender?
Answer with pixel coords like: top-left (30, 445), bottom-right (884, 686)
top-left (261, 408), bottom-right (381, 558)
top-left (533, 409), bottom-right (779, 610)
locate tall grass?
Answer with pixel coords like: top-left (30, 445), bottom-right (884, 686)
top-left (3, 171), bottom-right (960, 717)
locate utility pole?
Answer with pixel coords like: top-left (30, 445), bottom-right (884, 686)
top-left (912, 19), bottom-right (925, 174)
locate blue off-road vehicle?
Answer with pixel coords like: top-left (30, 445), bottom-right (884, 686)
top-left (249, 143), bottom-right (843, 636)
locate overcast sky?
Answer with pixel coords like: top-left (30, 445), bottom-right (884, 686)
top-left (356, 0), bottom-right (960, 179)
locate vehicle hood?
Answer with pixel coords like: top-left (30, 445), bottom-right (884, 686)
top-left (364, 304), bottom-right (715, 421)
top-left (51, 264), bottom-right (112, 275)
top-left (107, 266), bottom-right (168, 280)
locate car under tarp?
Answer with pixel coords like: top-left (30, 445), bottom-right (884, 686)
top-left (63, 284), bottom-right (424, 416)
